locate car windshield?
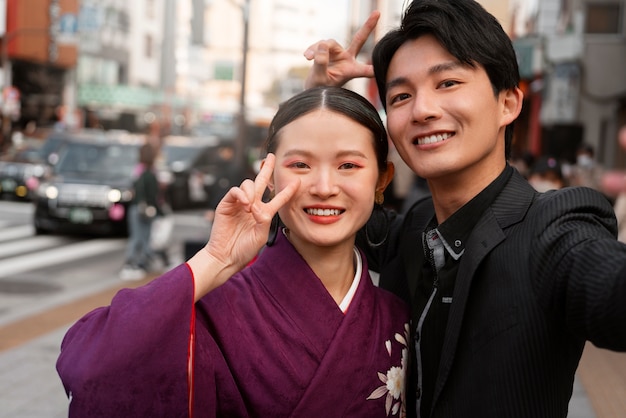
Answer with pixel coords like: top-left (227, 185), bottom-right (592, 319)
top-left (162, 145), bottom-right (200, 164)
top-left (56, 143), bottom-right (139, 178)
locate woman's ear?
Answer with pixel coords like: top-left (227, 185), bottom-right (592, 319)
top-left (376, 161), bottom-right (395, 194)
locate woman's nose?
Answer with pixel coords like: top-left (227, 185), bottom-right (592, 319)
top-left (309, 169), bottom-right (339, 197)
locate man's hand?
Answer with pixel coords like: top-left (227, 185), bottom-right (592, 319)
top-left (303, 11), bottom-right (380, 89)
top-left (602, 126), bottom-right (626, 197)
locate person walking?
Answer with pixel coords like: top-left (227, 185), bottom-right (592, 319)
top-left (119, 143), bottom-right (163, 280)
top-left (304, 1), bottom-right (626, 417)
top-left (57, 86), bottom-right (411, 417)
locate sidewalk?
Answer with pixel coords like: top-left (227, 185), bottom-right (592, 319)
top-left (0, 272), bottom-right (613, 417)
top-left (0, 274), bottom-right (155, 418)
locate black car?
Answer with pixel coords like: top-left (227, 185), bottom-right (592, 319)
top-left (0, 138), bottom-right (48, 201)
top-left (33, 132), bottom-right (144, 236)
top-left (160, 135), bottom-right (238, 210)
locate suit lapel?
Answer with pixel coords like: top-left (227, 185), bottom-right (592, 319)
top-left (431, 170), bottom-right (536, 409)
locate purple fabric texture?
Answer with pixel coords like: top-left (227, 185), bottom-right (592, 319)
top-left (57, 233), bottom-right (410, 417)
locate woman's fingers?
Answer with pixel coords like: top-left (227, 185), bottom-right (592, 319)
top-left (255, 154), bottom-right (275, 199)
top-left (266, 179), bottom-right (300, 215)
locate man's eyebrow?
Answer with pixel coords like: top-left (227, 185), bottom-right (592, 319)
top-left (428, 60), bottom-right (464, 75)
top-left (385, 61), bottom-right (465, 91)
top-left (386, 77), bottom-right (410, 92)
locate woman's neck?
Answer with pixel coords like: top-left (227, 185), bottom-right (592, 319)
top-left (284, 229), bottom-right (356, 305)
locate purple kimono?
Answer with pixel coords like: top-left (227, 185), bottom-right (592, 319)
top-left (57, 233), bottom-right (410, 417)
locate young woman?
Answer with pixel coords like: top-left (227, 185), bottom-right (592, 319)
top-left (57, 86), bottom-right (410, 417)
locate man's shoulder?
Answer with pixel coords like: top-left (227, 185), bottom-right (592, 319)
top-left (533, 186), bottom-right (613, 211)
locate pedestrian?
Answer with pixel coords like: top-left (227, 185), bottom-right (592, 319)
top-left (56, 86), bottom-right (411, 417)
top-left (602, 125), bottom-right (626, 243)
top-left (304, 1), bottom-right (626, 417)
top-left (568, 143), bottom-right (604, 190)
top-left (119, 142), bottom-right (164, 280)
top-left (527, 155), bottom-right (567, 192)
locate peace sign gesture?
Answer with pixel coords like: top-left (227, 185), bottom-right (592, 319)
top-left (303, 11), bottom-right (380, 89)
top-left (188, 154), bottom-right (299, 298)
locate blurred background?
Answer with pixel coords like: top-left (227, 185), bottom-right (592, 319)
top-left (0, 0), bottom-right (625, 417)
top-left (0, 0), bottom-right (624, 211)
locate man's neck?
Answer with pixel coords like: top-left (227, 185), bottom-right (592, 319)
top-left (428, 161), bottom-right (506, 223)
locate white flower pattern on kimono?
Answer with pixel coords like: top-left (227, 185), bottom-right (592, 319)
top-left (367, 323), bottom-right (410, 417)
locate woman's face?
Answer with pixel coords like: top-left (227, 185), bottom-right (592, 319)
top-left (271, 109), bottom-right (385, 251)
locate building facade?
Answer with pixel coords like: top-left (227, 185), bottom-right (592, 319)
top-left (511, 0), bottom-right (626, 169)
top-left (0, 0), bottom-right (79, 142)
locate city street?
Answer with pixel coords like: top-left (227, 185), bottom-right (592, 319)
top-left (0, 199), bottom-right (623, 417)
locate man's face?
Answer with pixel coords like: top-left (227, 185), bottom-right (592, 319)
top-left (384, 35), bottom-right (520, 192)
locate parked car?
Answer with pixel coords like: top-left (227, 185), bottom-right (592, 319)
top-left (33, 131), bottom-right (144, 236)
top-left (0, 138), bottom-right (48, 201)
top-left (159, 135), bottom-right (238, 210)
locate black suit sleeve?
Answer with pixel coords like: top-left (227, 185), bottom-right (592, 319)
top-left (530, 186), bottom-right (626, 350)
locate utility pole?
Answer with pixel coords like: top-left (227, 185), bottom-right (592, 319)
top-left (235, 0), bottom-right (250, 181)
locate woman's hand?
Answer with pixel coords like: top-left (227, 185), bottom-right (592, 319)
top-left (303, 10), bottom-right (380, 89)
top-left (188, 154), bottom-right (299, 298)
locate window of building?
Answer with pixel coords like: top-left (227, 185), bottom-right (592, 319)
top-left (585, 2), bottom-right (622, 34)
top-left (146, 0), bottom-right (155, 19)
top-left (145, 34), bottom-right (153, 58)
top-left (214, 61), bottom-right (234, 80)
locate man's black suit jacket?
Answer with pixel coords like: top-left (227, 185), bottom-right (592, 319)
top-left (360, 169), bottom-right (626, 418)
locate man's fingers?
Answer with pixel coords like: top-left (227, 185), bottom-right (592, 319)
top-left (602, 171), bottom-right (626, 197)
top-left (346, 10), bottom-right (380, 57)
top-left (304, 40), bottom-right (325, 60)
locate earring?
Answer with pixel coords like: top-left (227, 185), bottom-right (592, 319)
top-left (366, 193), bottom-right (389, 248)
top-left (375, 190), bottom-right (385, 205)
top-left (266, 213), bottom-right (280, 246)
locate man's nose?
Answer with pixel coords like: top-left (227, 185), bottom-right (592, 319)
top-left (412, 91), bottom-right (441, 123)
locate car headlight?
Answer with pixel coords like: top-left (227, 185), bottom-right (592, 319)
top-left (40, 184), bottom-right (58, 199)
top-left (32, 164), bottom-right (46, 178)
top-left (108, 189), bottom-right (122, 203)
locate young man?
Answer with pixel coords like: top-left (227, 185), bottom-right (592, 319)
top-left (305, 1), bottom-right (626, 417)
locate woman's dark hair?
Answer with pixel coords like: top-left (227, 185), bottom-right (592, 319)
top-left (265, 86), bottom-right (389, 173)
top-left (372, 0), bottom-right (520, 159)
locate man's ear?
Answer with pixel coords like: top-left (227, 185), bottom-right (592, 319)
top-left (501, 86), bottom-right (523, 126)
top-left (377, 161), bottom-right (395, 194)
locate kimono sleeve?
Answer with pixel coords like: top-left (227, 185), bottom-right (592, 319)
top-left (56, 264), bottom-right (196, 417)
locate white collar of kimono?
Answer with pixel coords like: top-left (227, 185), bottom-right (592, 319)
top-left (338, 248), bottom-right (362, 313)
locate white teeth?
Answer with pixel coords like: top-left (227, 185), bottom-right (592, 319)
top-left (306, 208), bottom-right (341, 216)
top-left (417, 132), bottom-right (452, 145)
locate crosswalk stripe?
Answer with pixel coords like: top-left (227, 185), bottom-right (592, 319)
top-left (0, 225), bottom-right (35, 243)
top-left (0, 238), bottom-right (126, 278)
top-left (0, 235), bottom-right (74, 259)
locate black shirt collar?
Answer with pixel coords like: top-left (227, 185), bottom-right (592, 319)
top-left (435, 165), bottom-right (513, 258)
